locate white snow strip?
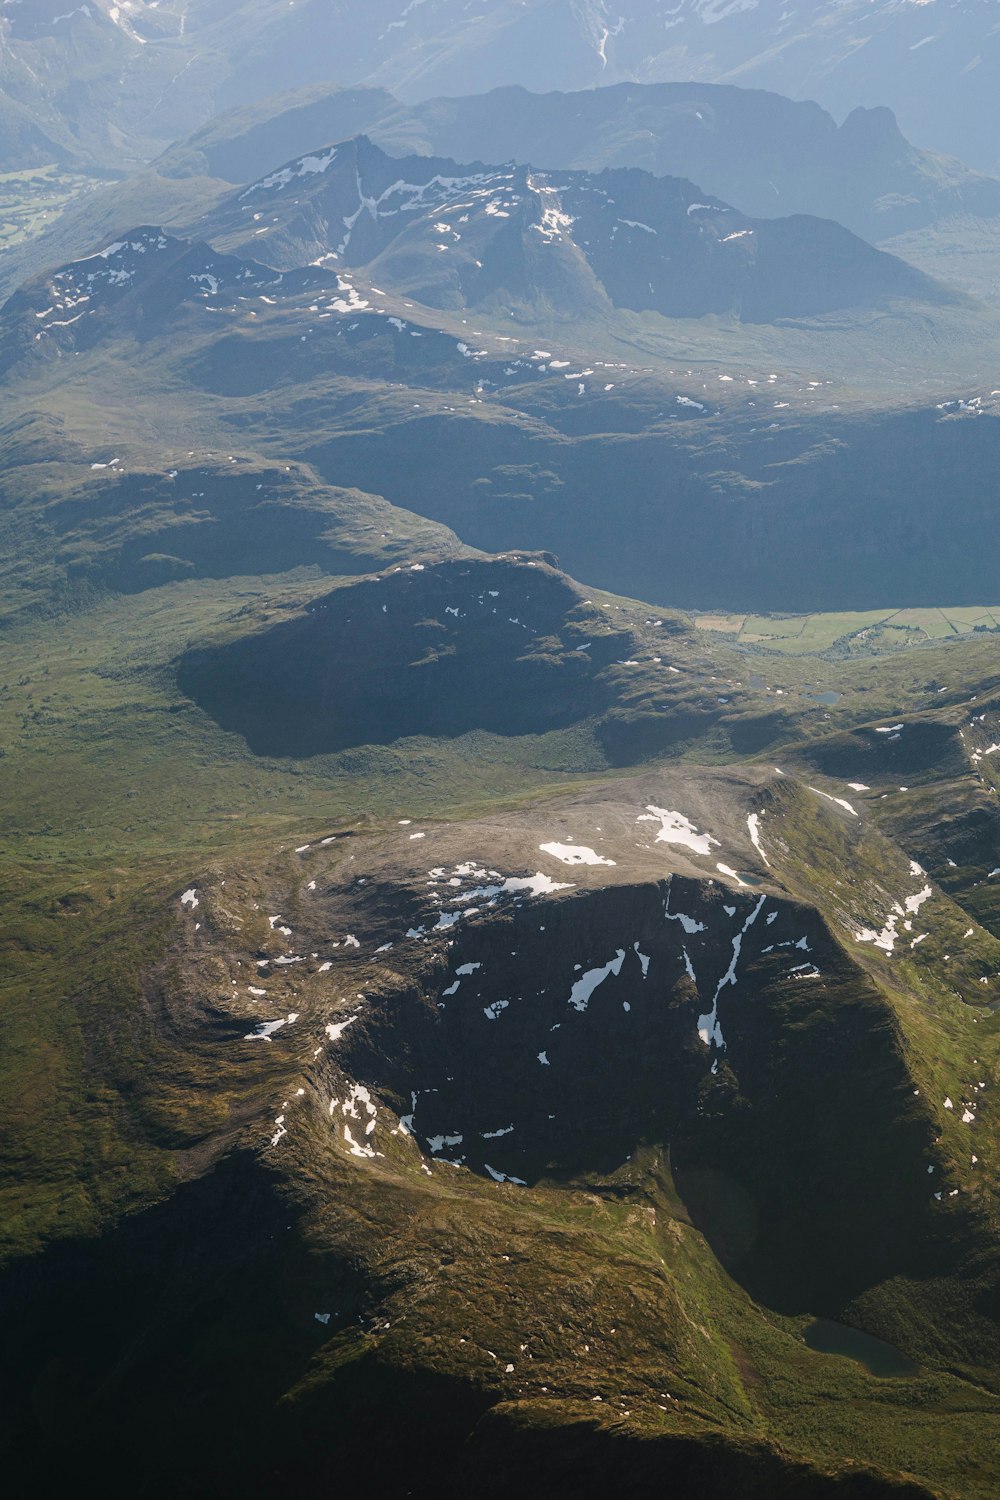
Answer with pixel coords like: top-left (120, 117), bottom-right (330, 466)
top-left (485, 1164), bottom-right (527, 1185)
top-left (665, 893), bottom-right (706, 934)
top-left (747, 813), bottom-right (770, 866)
top-left (905, 885), bottom-right (933, 915)
top-left (855, 916), bottom-right (901, 953)
top-left (855, 884), bottom-right (928, 954)
top-left (427, 1133), bottom-right (463, 1153)
top-left (326, 1015), bottom-right (358, 1042)
top-left (696, 895), bottom-right (767, 1050)
top-left (454, 872), bottom-right (573, 903)
top-left (807, 786), bottom-right (857, 817)
top-left (245, 1014), bottom-right (296, 1041)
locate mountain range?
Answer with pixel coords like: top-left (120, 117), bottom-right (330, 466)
top-left (7, 15), bottom-right (1000, 1500)
top-left (162, 80), bottom-right (1000, 249)
top-left (6, 73), bottom-right (1000, 316)
top-left (2, 155), bottom-right (999, 624)
top-left (3, 0), bottom-right (1000, 176)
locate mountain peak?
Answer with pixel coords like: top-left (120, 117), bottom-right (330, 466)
top-left (839, 104), bottom-right (907, 155)
top-left (202, 137), bottom-right (948, 324)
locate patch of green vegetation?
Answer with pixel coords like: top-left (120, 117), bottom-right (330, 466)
top-left (693, 604), bottom-right (1000, 658)
top-left (0, 165), bottom-right (103, 252)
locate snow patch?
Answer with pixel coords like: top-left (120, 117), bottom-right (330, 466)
top-left (567, 950), bottom-right (626, 1012)
top-left (638, 806), bottom-right (719, 855)
top-left (540, 842), bottom-right (615, 866)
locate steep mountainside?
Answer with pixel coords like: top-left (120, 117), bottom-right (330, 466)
top-left (176, 555), bottom-right (635, 755)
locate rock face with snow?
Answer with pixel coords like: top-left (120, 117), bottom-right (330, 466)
top-left (0, 226), bottom-right (340, 369)
top-left (365, 82), bottom-right (1000, 247)
top-left (147, 741), bottom-right (1000, 1294)
top-left (0, 136), bottom-right (947, 376)
top-left (201, 135), bottom-right (946, 322)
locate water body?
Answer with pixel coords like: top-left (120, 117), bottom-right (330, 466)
top-left (804, 1319), bottom-right (918, 1378)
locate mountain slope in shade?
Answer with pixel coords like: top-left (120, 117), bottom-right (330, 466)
top-left (0, 225), bottom-right (343, 369)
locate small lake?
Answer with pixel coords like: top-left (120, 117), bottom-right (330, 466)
top-left (803, 1319), bottom-right (918, 1378)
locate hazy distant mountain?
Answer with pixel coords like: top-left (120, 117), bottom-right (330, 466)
top-left (3, 0), bottom-right (1000, 175)
top-left (7, 73), bottom-right (998, 314)
top-left (158, 80), bottom-right (1000, 249)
